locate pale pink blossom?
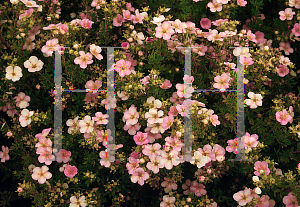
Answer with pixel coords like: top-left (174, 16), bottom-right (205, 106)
top-left (5, 66), bottom-right (22, 82)
top-left (176, 83), bottom-right (194, 98)
top-left (279, 42), bottom-right (294, 55)
top-left (74, 51), bottom-right (93, 69)
top-left (91, 0), bottom-right (102, 9)
top-left (99, 150), bottom-right (113, 168)
top-left (69, 195), bottom-right (87, 207)
top-left (64, 164), bottom-right (78, 178)
top-left (123, 10), bottom-right (132, 21)
top-left (85, 79), bottom-right (102, 94)
top-left (207, 0), bottom-right (222, 12)
top-left (212, 144), bottom-right (225, 161)
top-left (55, 149), bottom-right (71, 163)
top-left (213, 73), bottom-right (231, 91)
top-left (20, 0), bottom-right (39, 7)
top-left (279, 8), bottom-right (295, 21)
top-left (89, 44), bottom-right (103, 60)
top-left (161, 115), bottom-right (174, 130)
top-left (160, 195), bottom-right (175, 207)
top-left (92, 112), bottom-right (108, 125)
top-left (37, 148), bottom-right (55, 165)
top-left (245, 92), bottom-right (263, 109)
top-left (210, 114), bottom-right (220, 126)
top-left (123, 105), bottom-right (139, 125)
top-left (240, 57), bottom-right (254, 66)
top-left (124, 123), bottom-right (141, 135)
top-left (165, 136), bottom-right (184, 153)
top-left (31, 166), bottom-right (52, 184)
top-left (19, 109), bottom-right (34, 127)
top-left (142, 143), bottom-right (161, 157)
top-left (145, 108), bottom-right (164, 124)
top-left (292, 23), bottom-right (300, 36)
top-left (24, 56), bottom-right (44, 72)
top-left (279, 56), bottom-right (291, 66)
top-left (41, 38), bottom-right (60, 56)
top-left (66, 116), bottom-right (80, 134)
top-left (132, 9), bottom-right (144, 24)
top-left (14, 92), bottom-right (30, 109)
top-left (233, 188), bottom-right (253, 206)
top-left (130, 167), bottom-right (149, 186)
top-left (283, 192), bottom-right (298, 207)
top-left (58, 24), bottom-right (68, 34)
top-left (126, 157), bottom-right (140, 174)
top-left (114, 59), bottom-right (131, 77)
top-left (244, 133), bottom-right (259, 151)
top-left (151, 15), bottom-right (165, 26)
top-left (237, 0), bottom-right (247, 6)
top-left (192, 43), bottom-right (208, 56)
top-left (146, 155), bottom-right (163, 174)
top-left (160, 150), bottom-right (180, 170)
top-left (170, 19), bottom-right (187, 33)
top-left (78, 115), bottom-right (95, 133)
top-left (155, 21), bottom-right (175, 40)
top-left (276, 65), bottom-right (289, 77)
top-left (19, 8), bottom-right (34, 20)
top-left (35, 128), bottom-right (52, 140)
top-left (0, 146), bottom-right (9, 163)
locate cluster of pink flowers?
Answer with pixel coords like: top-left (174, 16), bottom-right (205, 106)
top-left (276, 106), bottom-right (294, 125)
top-left (233, 187), bottom-right (275, 206)
top-left (182, 179), bottom-right (207, 197)
top-left (226, 133), bottom-right (260, 154)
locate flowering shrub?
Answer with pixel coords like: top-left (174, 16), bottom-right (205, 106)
top-left (0, 0), bottom-right (300, 206)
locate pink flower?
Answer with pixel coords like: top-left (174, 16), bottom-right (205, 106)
top-left (155, 21), bottom-right (175, 40)
top-left (145, 108), bottom-right (164, 124)
top-left (91, 0), bottom-right (102, 9)
top-left (126, 157), bottom-right (140, 174)
top-left (6, 132), bottom-right (12, 137)
top-left (171, 19), bottom-right (187, 33)
top-left (19, 8), bottom-right (34, 20)
top-left (190, 181), bottom-right (207, 197)
top-left (160, 150), bottom-right (180, 170)
top-left (0, 146), bottom-right (9, 162)
top-left (14, 92), bottom-right (30, 109)
top-left (37, 148), bottom-right (55, 165)
top-left (85, 79), bottom-right (102, 93)
top-left (160, 195), bottom-right (176, 207)
top-left (292, 23), bottom-right (300, 36)
top-left (212, 144), bottom-right (225, 161)
top-left (161, 115), bottom-right (174, 130)
top-left (213, 73), bottom-right (231, 92)
top-left (245, 92), bottom-right (263, 109)
top-left (279, 8), bottom-right (295, 21)
top-left (279, 42), bottom-right (294, 55)
top-left (133, 131), bottom-right (149, 145)
top-left (89, 44), bottom-right (103, 60)
top-left (99, 150), bottom-right (114, 168)
top-left (210, 114), bottom-right (220, 126)
top-left (113, 14), bottom-right (125, 27)
top-left (24, 56), bottom-right (44, 72)
top-left (182, 179), bottom-right (193, 195)
top-left (207, 0), bottom-right (222, 12)
top-left (80, 18), bottom-right (94, 29)
top-left (226, 138), bottom-right (242, 154)
top-left (66, 116), bottom-right (79, 134)
top-left (146, 155), bottom-right (163, 174)
top-left (58, 24), bottom-right (68, 34)
top-left (276, 65), bottom-right (289, 77)
top-left (64, 164), bottom-right (78, 178)
top-left (233, 188), bottom-right (253, 206)
top-left (130, 167), bottom-right (149, 186)
top-left (283, 192), bottom-right (298, 207)
top-left (5, 66), bottom-right (23, 82)
top-left (168, 106), bottom-right (179, 116)
top-left (183, 75), bottom-right (194, 84)
top-left (35, 128), bottom-right (52, 140)
top-left (161, 177), bottom-right (177, 193)
top-left (126, 2), bottom-right (135, 12)
top-left (142, 143), bottom-right (161, 157)
top-left (123, 105), bottom-right (139, 125)
top-left (276, 110), bottom-right (293, 125)
top-left (192, 43), bottom-right (208, 56)
top-left (124, 123), bottom-right (141, 135)
top-left (132, 9), bottom-right (144, 24)
top-left (114, 59), bottom-right (131, 77)
top-left (255, 31), bottom-right (265, 44)
top-left (92, 112), bottom-right (108, 125)
top-left (78, 115), bottom-right (95, 133)
top-left (160, 79), bottom-right (172, 89)
top-left (74, 51), bottom-right (93, 69)
top-left (254, 161), bottom-right (270, 176)
top-left (240, 57), bottom-right (254, 66)
top-left (200, 18), bottom-right (211, 29)
top-left (279, 56), bottom-right (291, 66)
top-left (244, 133), bottom-right (259, 151)
top-left (123, 10), bottom-right (132, 21)
top-left (237, 0), bottom-right (247, 6)
top-left (19, 109), bottom-right (34, 127)
top-left (41, 38), bottom-right (60, 56)
top-left (176, 84), bottom-right (194, 98)
top-left (55, 149), bottom-right (71, 163)
top-left (165, 136), bottom-right (184, 153)
top-left (31, 166), bottom-right (52, 184)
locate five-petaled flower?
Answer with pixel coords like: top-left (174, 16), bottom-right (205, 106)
top-left (245, 92), bottom-right (263, 109)
top-left (31, 165), bottom-right (52, 184)
top-left (0, 146), bottom-right (10, 163)
top-left (74, 51), bottom-right (93, 69)
top-left (24, 56), bottom-right (44, 72)
top-left (6, 66), bottom-right (23, 82)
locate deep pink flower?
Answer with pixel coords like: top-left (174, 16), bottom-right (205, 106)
top-left (276, 109), bottom-right (293, 125)
top-left (200, 18), bottom-right (211, 29)
top-left (133, 132), bottom-right (149, 145)
top-left (114, 59), bottom-right (131, 77)
top-left (292, 23), bottom-right (300, 36)
top-left (55, 149), bottom-right (71, 163)
top-left (64, 164), bottom-right (78, 178)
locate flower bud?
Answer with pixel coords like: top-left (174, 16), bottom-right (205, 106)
top-left (187, 198), bottom-right (191, 202)
top-left (6, 131), bottom-right (12, 137)
top-left (254, 187), bottom-right (262, 194)
top-left (47, 17), bottom-right (51, 21)
top-left (252, 175), bottom-right (259, 182)
top-left (139, 158), bottom-right (145, 164)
